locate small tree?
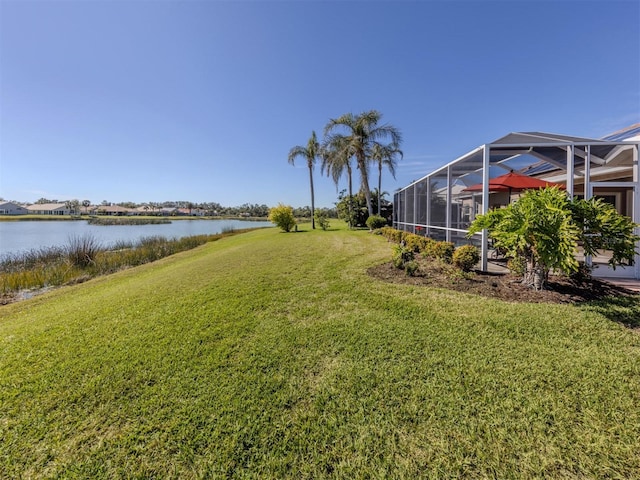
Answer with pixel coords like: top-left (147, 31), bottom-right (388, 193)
top-left (468, 187), bottom-right (639, 290)
top-left (268, 204), bottom-right (296, 232)
top-left (569, 196), bottom-right (639, 267)
top-left (314, 210), bottom-right (330, 231)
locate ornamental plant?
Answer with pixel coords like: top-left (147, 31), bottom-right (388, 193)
top-left (268, 204), bottom-right (296, 232)
top-left (452, 244), bottom-right (480, 272)
top-left (468, 187), bottom-right (639, 290)
top-left (366, 214), bottom-right (387, 230)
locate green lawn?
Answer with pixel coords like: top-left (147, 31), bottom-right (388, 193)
top-left (1, 223), bottom-right (639, 478)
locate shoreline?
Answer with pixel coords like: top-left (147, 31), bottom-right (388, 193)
top-left (0, 214), bottom-right (270, 222)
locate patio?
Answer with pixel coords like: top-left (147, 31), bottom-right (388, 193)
top-left (393, 129), bottom-right (640, 279)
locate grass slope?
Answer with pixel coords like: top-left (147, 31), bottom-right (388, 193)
top-left (1, 224), bottom-right (639, 478)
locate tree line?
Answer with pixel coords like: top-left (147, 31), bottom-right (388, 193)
top-left (288, 109), bottom-right (402, 229)
top-left (24, 198), bottom-right (297, 218)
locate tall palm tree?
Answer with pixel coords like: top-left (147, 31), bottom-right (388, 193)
top-left (288, 131), bottom-right (320, 229)
top-left (371, 143), bottom-right (403, 216)
top-left (321, 135), bottom-right (355, 228)
top-left (324, 110), bottom-right (402, 216)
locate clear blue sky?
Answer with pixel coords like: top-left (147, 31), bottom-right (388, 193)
top-left (1, 0), bottom-right (638, 208)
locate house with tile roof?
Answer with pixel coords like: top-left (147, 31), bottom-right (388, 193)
top-left (26, 203), bottom-right (70, 215)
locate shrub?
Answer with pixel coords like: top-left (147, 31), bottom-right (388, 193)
top-left (423, 240), bottom-right (454, 263)
top-left (314, 211), bottom-right (330, 231)
top-left (453, 245), bottom-right (480, 272)
top-left (404, 234), bottom-right (429, 253)
top-left (469, 186), bottom-right (639, 290)
top-left (366, 215), bottom-right (387, 230)
top-left (507, 255), bottom-right (526, 277)
top-left (404, 260), bottom-right (419, 276)
top-left (392, 244), bottom-right (414, 269)
top-left (381, 227), bottom-right (403, 243)
top-left (268, 204), bottom-right (296, 232)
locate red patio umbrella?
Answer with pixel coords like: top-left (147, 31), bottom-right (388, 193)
top-left (462, 171), bottom-right (563, 193)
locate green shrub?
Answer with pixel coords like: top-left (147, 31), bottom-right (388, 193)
top-left (366, 215), bottom-right (387, 230)
top-left (379, 227), bottom-right (404, 244)
top-left (268, 204), bottom-right (296, 232)
top-left (453, 245), bottom-right (480, 272)
top-left (404, 260), bottom-right (419, 276)
top-left (423, 240), bottom-right (454, 263)
top-left (404, 234), bottom-right (429, 253)
top-left (392, 244), bottom-right (414, 269)
top-left (314, 211), bottom-right (330, 231)
top-left (507, 255), bottom-right (526, 277)
top-left (378, 226), bottom-right (393, 239)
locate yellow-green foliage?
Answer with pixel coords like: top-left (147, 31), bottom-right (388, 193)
top-left (452, 244), bottom-right (480, 272)
top-left (404, 233), bottom-right (429, 253)
top-left (379, 226), bottom-right (404, 243)
top-left (424, 240), bottom-right (455, 263)
top-left (268, 203), bottom-right (296, 232)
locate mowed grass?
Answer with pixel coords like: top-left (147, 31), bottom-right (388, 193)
top-left (1, 223), bottom-right (639, 478)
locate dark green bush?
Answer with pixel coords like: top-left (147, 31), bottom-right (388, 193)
top-left (392, 244), bottom-right (414, 269)
top-left (452, 244), bottom-right (480, 272)
top-left (366, 215), bottom-right (387, 230)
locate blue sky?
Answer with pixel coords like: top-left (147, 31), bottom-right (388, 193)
top-left (1, 0), bottom-right (638, 208)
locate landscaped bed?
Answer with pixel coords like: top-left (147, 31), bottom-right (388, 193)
top-left (368, 257), bottom-right (637, 305)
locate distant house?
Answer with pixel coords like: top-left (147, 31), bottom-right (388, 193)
top-left (176, 208), bottom-right (206, 216)
top-left (135, 205), bottom-right (154, 215)
top-left (0, 202), bottom-right (28, 215)
top-left (160, 207), bottom-right (178, 216)
top-left (26, 203), bottom-right (70, 215)
top-left (91, 205), bottom-right (133, 216)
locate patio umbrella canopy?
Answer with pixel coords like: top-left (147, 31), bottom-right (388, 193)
top-left (463, 171), bottom-right (563, 192)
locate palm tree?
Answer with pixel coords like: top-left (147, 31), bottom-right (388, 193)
top-left (371, 143), bottom-right (403, 216)
top-left (288, 131), bottom-right (320, 229)
top-left (321, 135), bottom-right (355, 228)
top-left (324, 110), bottom-right (402, 216)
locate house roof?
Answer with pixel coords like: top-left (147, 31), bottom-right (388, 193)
top-left (602, 123), bottom-right (640, 142)
top-left (26, 203), bottom-right (67, 210)
top-left (490, 131), bottom-right (607, 146)
top-left (92, 205), bottom-right (131, 212)
top-left (401, 128), bottom-right (639, 192)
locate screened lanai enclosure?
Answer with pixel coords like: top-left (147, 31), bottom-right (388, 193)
top-left (393, 129), bottom-right (640, 279)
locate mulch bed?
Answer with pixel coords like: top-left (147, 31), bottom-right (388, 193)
top-left (368, 259), bottom-right (638, 304)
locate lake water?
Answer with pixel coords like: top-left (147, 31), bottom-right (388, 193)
top-left (0, 219), bottom-right (273, 258)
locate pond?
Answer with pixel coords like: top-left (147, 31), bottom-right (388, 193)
top-left (0, 219), bottom-right (273, 258)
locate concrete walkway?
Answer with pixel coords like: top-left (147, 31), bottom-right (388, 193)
top-left (599, 278), bottom-right (640, 293)
top-left (485, 260), bottom-right (640, 293)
